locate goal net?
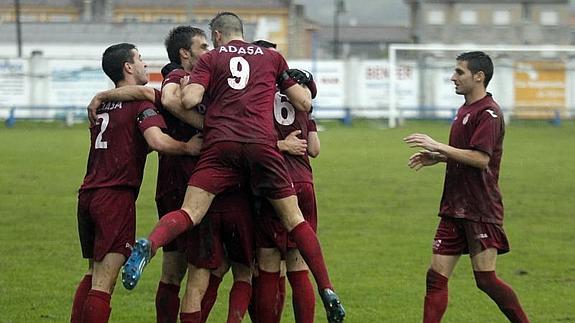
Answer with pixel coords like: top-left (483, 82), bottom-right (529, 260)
top-left (388, 44), bottom-right (575, 128)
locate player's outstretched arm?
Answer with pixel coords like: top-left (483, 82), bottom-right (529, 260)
top-left (181, 83), bottom-right (205, 110)
top-left (87, 86), bottom-right (156, 125)
top-left (404, 133), bottom-right (489, 169)
top-left (407, 150), bottom-right (445, 171)
top-left (278, 130), bottom-right (307, 156)
top-left (161, 82), bottom-right (204, 129)
top-left (143, 127), bottom-right (202, 156)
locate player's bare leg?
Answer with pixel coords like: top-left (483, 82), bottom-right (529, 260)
top-left (80, 253), bottom-right (125, 322)
top-left (180, 264), bottom-right (211, 322)
top-left (122, 186), bottom-right (214, 290)
top-left (156, 251), bottom-right (187, 323)
top-left (269, 196), bottom-right (345, 322)
top-left (471, 248), bottom-right (529, 323)
top-left (424, 254), bottom-right (460, 323)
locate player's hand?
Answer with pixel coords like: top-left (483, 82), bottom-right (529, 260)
top-left (180, 75), bottom-right (190, 91)
top-left (86, 94), bottom-right (101, 126)
top-left (278, 130), bottom-right (307, 156)
top-left (287, 69), bottom-right (313, 85)
top-left (403, 133), bottom-right (441, 152)
top-left (407, 150), bottom-right (444, 171)
top-left (185, 132), bottom-right (203, 156)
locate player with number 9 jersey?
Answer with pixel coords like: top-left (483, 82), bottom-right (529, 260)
top-left (191, 40), bottom-right (297, 147)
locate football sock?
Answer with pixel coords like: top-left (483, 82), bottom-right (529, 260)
top-left (289, 221), bottom-right (333, 290)
top-left (227, 281), bottom-right (252, 323)
top-left (81, 289), bottom-right (111, 323)
top-left (474, 271), bottom-right (530, 323)
top-left (254, 269), bottom-right (282, 323)
top-left (278, 274), bottom-right (286, 319)
top-left (71, 274), bottom-right (92, 323)
top-left (180, 311), bottom-right (202, 323)
top-left (155, 281), bottom-right (180, 323)
top-left (423, 268), bottom-right (448, 323)
top-left (201, 274), bottom-right (223, 323)
top-left (149, 209), bottom-right (193, 255)
top-left (288, 270), bottom-right (315, 323)
top-left (247, 275), bottom-right (259, 323)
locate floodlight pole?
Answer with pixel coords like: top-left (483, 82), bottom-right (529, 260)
top-left (15, 0), bottom-right (22, 57)
top-left (333, 0), bottom-right (344, 59)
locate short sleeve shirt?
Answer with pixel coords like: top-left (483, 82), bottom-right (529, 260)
top-left (190, 40), bottom-right (297, 146)
top-left (80, 99), bottom-right (166, 191)
top-left (439, 93), bottom-right (505, 224)
top-left (155, 69), bottom-right (201, 198)
top-left (273, 91), bottom-right (314, 184)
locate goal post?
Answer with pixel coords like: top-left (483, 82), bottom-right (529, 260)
top-left (388, 44), bottom-right (575, 128)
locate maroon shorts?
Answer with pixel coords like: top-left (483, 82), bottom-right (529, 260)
top-left (77, 187), bottom-right (137, 261)
top-left (255, 182), bottom-right (317, 255)
top-left (156, 189), bottom-right (187, 252)
top-left (189, 141), bottom-right (295, 199)
top-left (432, 217), bottom-right (510, 256)
top-left (186, 188), bottom-right (254, 269)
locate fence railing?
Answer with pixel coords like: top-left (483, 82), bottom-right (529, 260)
top-left (2, 105), bottom-right (573, 128)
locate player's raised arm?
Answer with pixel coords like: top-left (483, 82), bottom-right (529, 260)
top-left (283, 69), bottom-right (318, 112)
top-left (87, 85), bottom-right (156, 125)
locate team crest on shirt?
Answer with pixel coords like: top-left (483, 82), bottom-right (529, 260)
top-left (462, 113), bottom-right (470, 125)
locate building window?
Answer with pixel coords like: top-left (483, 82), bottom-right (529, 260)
top-left (155, 16), bottom-right (175, 23)
top-left (122, 15), bottom-right (141, 23)
top-left (49, 15), bottom-right (73, 22)
top-left (493, 10), bottom-right (510, 25)
top-left (460, 10), bottom-right (477, 25)
top-left (540, 11), bottom-right (558, 26)
top-left (427, 10), bottom-right (445, 25)
top-left (20, 14), bottom-right (38, 22)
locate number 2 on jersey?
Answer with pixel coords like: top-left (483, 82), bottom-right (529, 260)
top-left (228, 57), bottom-right (250, 90)
top-left (274, 92), bottom-right (295, 125)
top-left (95, 112), bottom-right (109, 149)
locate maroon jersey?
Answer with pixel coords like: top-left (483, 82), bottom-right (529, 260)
top-left (273, 91), bottom-right (314, 183)
top-left (190, 40), bottom-right (297, 146)
top-left (80, 100), bottom-right (166, 191)
top-left (439, 93), bottom-right (505, 225)
top-left (156, 69), bottom-right (201, 199)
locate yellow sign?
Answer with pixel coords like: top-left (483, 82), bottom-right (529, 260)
top-left (514, 61), bottom-right (565, 119)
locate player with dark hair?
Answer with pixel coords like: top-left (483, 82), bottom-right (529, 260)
top-left (404, 51), bottom-right (529, 323)
top-left (122, 12), bottom-right (345, 323)
top-left (70, 43), bottom-right (202, 323)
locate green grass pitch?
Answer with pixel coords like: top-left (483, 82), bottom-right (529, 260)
top-left (0, 120), bottom-right (574, 322)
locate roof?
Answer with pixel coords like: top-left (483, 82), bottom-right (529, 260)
top-left (0, 0), bottom-right (77, 6)
top-left (0, 21), bottom-right (256, 44)
top-left (404, 0), bottom-right (568, 3)
top-left (191, 0), bottom-right (289, 9)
